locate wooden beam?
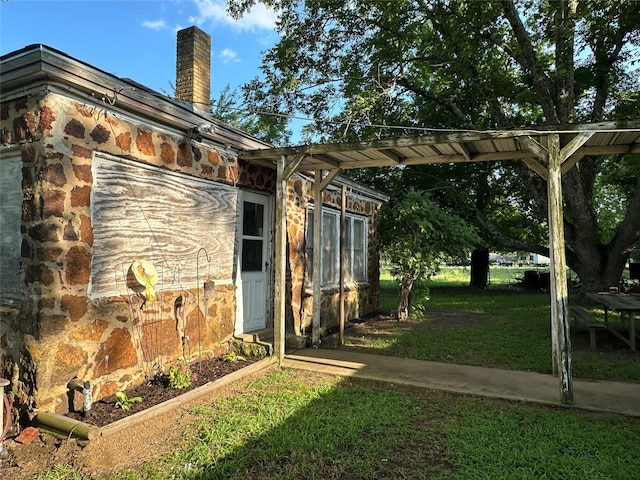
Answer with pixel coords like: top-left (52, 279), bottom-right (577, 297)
top-left (320, 168), bottom-right (341, 191)
top-left (323, 151), bottom-right (541, 170)
top-left (559, 132), bottom-right (595, 162)
top-left (238, 119), bottom-right (640, 161)
top-left (555, 132), bottom-right (594, 175)
top-left (521, 158), bottom-right (548, 180)
top-left (571, 144), bottom-right (633, 157)
top-left (547, 134), bottom-right (573, 404)
top-left (312, 170), bottom-right (323, 345)
top-left (240, 131), bottom-right (531, 160)
top-left (400, 154), bottom-right (467, 165)
top-left (517, 136), bottom-right (549, 163)
top-left (312, 154), bottom-right (341, 169)
top-left (273, 155), bottom-right (288, 362)
top-left (561, 154), bottom-right (584, 175)
top-left (455, 142), bottom-right (472, 161)
top-left (560, 132), bottom-right (608, 175)
top-left (282, 154), bottom-right (307, 181)
top-left (377, 148), bottom-right (403, 163)
top-left (392, 150), bottom-right (540, 166)
top-left (326, 158), bottom-right (407, 169)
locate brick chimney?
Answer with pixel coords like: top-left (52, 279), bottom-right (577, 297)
top-left (176, 26), bottom-right (211, 112)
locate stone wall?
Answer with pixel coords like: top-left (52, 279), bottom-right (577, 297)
top-left (0, 88), bottom-right (381, 422)
top-left (0, 91), bottom-right (273, 418)
top-left (285, 176), bottom-right (383, 337)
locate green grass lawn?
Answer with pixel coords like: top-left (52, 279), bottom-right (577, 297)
top-left (37, 368), bottom-right (640, 480)
top-left (377, 266), bottom-right (640, 382)
top-left (430, 265), bottom-right (543, 287)
top-left (382, 265), bottom-right (551, 289)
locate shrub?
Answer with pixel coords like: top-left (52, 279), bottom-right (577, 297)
top-left (168, 358), bottom-right (196, 389)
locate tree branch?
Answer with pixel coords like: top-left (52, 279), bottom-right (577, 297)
top-left (554, 0), bottom-right (577, 123)
top-left (396, 77), bottom-right (475, 129)
top-left (464, 62), bottom-right (513, 128)
top-left (474, 209), bottom-right (548, 255)
top-left (590, 32), bottom-right (628, 121)
top-left (608, 170), bottom-right (640, 255)
top-left (500, 0), bottom-right (559, 124)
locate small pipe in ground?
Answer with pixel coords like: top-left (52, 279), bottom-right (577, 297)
top-left (35, 412), bottom-right (99, 441)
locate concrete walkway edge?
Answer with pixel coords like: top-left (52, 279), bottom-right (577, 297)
top-left (283, 348), bottom-right (640, 417)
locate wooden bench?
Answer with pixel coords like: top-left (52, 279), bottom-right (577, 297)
top-left (569, 306), bottom-right (606, 349)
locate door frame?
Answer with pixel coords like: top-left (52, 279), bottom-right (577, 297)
top-left (234, 190), bottom-right (273, 335)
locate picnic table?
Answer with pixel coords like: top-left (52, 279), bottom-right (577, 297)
top-left (585, 292), bottom-right (640, 351)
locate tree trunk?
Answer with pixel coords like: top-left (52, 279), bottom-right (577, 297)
top-left (397, 274), bottom-right (414, 321)
top-left (470, 248), bottom-right (489, 289)
top-left (563, 166), bottom-right (640, 292)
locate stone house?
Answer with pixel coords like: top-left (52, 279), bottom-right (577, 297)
top-left (0, 27), bottom-right (386, 422)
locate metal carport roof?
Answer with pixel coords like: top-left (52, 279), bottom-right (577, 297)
top-left (239, 119), bottom-right (640, 173)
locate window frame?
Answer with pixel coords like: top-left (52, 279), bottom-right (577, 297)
top-left (0, 148), bottom-right (23, 305)
top-left (306, 208), bottom-right (368, 288)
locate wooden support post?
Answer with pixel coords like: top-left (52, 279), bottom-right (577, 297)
top-left (312, 170), bottom-right (323, 345)
top-left (273, 155), bottom-right (287, 362)
top-left (339, 184), bottom-right (346, 345)
top-left (547, 134), bottom-right (573, 404)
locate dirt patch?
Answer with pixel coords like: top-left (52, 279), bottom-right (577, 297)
top-left (321, 308), bottom-right (492, 349)
top-left (1, 356), bottom-right (266, 479)
top-left (67, 356), bottom-right (262, 427)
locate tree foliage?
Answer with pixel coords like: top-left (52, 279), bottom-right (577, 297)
top-left (210, 84), bottom-right (292, 146)
top-left (382, 189), bottom-right (479, 277)
top-left (230, 0), bottom-right (640, 291)
top-left (382, 188), bottom-right (479, 318)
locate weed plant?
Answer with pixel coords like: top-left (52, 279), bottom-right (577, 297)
top-left (114, 391), bottom-right (142, 410)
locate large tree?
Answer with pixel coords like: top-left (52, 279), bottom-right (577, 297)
top-left (230, 0), bottom-right (640, 291)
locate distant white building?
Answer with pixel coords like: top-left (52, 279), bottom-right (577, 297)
top-left (530, 254), bottom-right (550, 265)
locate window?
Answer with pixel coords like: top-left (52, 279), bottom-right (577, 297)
top-left (306, 209), bottom-right (367, 286)
top-left (241, 200), bottom-right (265, 272)
top-left (0, 150), bottom-right (22, 305)
top-left (90, 154), bottom-right (238, 298)
top-left (352, 217), bottom-right (367, 282)
top-left (321, 211), bottom-right (338, 285)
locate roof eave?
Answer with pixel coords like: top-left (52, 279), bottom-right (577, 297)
top-left (0, 44), bottom-right (272, 152)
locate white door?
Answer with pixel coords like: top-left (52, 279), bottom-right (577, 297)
top-left (236, 192), bottom-right (271, 334)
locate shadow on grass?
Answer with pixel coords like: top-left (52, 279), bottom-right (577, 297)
top-left (131, 368), bottom-right (640, 480)
top-left (325, 286), bottom-right (640, 382)
top-left (160, 370), bottom-right (455, 480)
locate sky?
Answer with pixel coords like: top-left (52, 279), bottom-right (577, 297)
top-left (0, 0), bottom-right (279, 108)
